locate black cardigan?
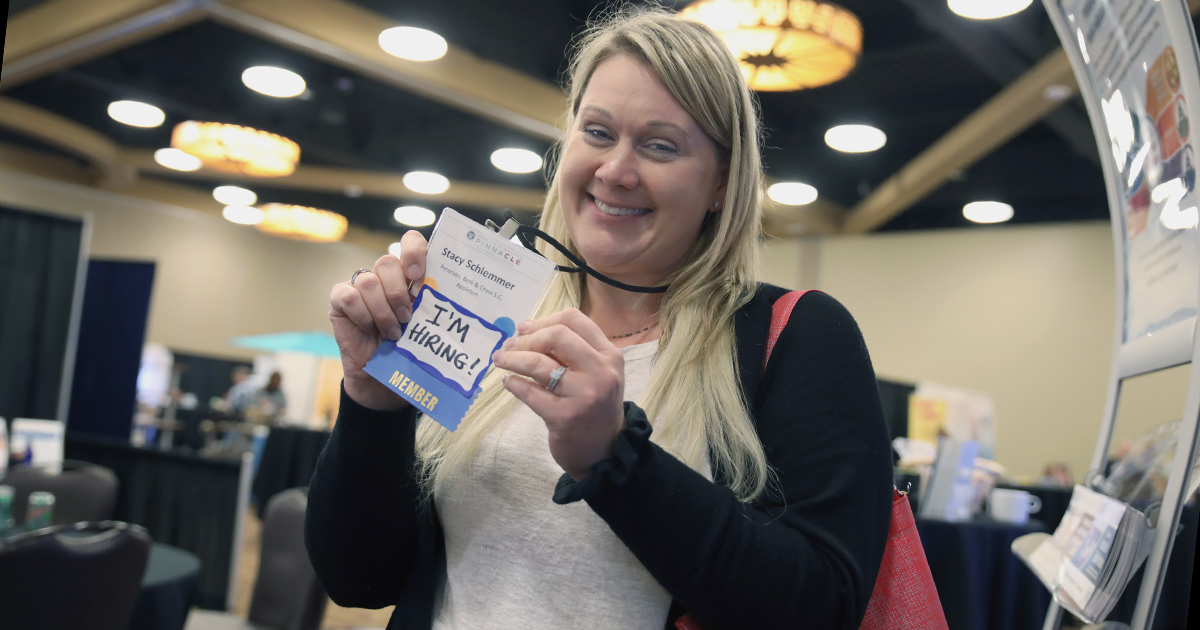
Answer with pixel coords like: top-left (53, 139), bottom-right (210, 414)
top-left (305, 284), bottom-right (893, 629)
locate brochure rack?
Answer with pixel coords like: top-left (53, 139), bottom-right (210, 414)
top-left (1038, 1), bottom-right (1200, 628)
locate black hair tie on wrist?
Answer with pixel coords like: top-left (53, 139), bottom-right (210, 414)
top-left (499, 210), bottom-right (669, 294)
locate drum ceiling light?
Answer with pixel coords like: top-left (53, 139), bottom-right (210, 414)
top-left (257, 203), bottom-right (348, 242)
top-left (379, 26), bottom-right (448, 61)
top-left (824, 124), bottom-right (886, 153)
top-left (153, 148), bottom-right (202, 171)
top-left (394, 205), bottom-right (437, 227)
top-left (767, 182), bottom-right (819, 205)
top-left (403, 171), bottom-right (450, 194)
top-left (171, 121), bottom-right (300, 177)
top-left (947, 0), bottom-right (1032, 20)
top-left (678, 0), bottom-right (862, 91)
top-left (212, 185), bottom-right (258, 206)
top-left (107, 100), bottom-right (165, 128)
top-left (241, 66), bottom-right (307, 98)
top-left (963, 201), bottom-right (1014, 223)
top-left (490, 148), bottom-right (543, 174)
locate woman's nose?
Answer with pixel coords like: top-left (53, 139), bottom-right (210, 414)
top-left (594, 144), bottom-right (639, 190)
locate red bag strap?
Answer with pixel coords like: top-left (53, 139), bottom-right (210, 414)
top-left (762, 290), bottom-right (809, 375)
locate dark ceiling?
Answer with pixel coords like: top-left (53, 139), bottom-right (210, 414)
top-left (6, 0), bottom-right (1182, 237)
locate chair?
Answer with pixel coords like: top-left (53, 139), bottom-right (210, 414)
top-left (0, 521), bottom-right (152, 630)
top-left (185, 488), bottom-right (327, 630)
top-left (1, 460), bottom-right (118, 525)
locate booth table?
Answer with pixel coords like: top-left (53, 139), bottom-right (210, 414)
top-left (250, 426), bottom-right (329, 517)
top-left (128, 543), bottom-right (202, 630)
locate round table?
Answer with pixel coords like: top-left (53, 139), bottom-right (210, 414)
top-left (129, 543), bottom-right (202, 630)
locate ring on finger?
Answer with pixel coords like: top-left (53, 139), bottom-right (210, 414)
top-left (546, 365), bottom-right (567, 392)
top-left (350, 268), bottom-right (371, 285)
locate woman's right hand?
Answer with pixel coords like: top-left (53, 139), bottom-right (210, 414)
top-left (329, 230), bottom-right (428, 411)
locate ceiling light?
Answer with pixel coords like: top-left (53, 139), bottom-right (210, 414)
top-left (948, 0), bottom-right (1033, 20)
top-left (963, 201), bottom-right (1014, 223)
top-left (490, 148), bottom-right (543, 174)
top-left (379, 26), bottom-right (448, 61)
top-left (153, 148), bottom-right (202, 171)
top-left (257, 203), bottom-right (348, 242)
top-left (824, 124), bottom-right (886, 153)
top-left (394, 205), bottom-right (437, 227)
top-left (767, 182), bottom-right (818, 205)
top-left (241, 66), bottom-right (307, 98)
top-left (172, 121), bottom-right (300, 177)
top-left (678, 0), bottom-right (862, 91)
top-left (107, 100), bottom-right (165, 128)
top-left (213, 185), bottom-right (258, 206)
top-left (403, 171), bottom-right (449, 194)
top-left (223, 205), bottom-right (264, 225)
top-left (388, 242), bottom-right (404, 257)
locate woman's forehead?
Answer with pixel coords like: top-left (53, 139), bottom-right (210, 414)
top-left (578, 55), bottom-right (701, 133)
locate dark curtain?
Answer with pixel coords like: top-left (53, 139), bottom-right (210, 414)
top-left (68, 260), bottom-right (156, 440)
top-left (169, 353), bottom-right (252, 451)
top-left (65, 433), bottom-right (243, 610)
top-left (0, 205), bottom-right (84, 423)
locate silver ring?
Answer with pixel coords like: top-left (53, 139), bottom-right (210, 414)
top-left (350, 268), bottom-right (371, 285)
top-left (546, 365), bottom-right (567, 392)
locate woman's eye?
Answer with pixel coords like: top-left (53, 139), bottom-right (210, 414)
top-left (645, 141), bottom-right (679, 156)
top-left (583, 126), bottom-right (612, 141)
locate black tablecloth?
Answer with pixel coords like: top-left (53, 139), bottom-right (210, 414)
top-left (251, 426), bottom-right (329, 517)
top-left (917, 517), bottom-right (1052, 630)
top-left (128, 543), bottom-right (202, 630)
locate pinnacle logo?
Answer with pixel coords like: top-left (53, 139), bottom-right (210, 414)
top-left (466, 230), bottom-right (476, 242)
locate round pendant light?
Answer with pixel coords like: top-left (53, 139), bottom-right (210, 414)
top-left (257, 203), bottom-right (348, 242)
top-left (678, 0), bottom-right (863, 91)
top-left (171, 121), bottom-right (300, 177)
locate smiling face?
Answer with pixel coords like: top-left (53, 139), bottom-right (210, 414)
top-left (557, 54), bottom-right (726, 284)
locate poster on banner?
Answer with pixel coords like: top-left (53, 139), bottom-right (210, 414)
top-left (1049, 0), bottom-right (1200, 343)
top-left (364, 208), bottom-right (556, 431)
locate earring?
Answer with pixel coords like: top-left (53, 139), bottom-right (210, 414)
top-left (713, 201), bottom-right (721, 209)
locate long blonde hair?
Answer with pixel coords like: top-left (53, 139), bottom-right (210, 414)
top-left (415, 6), bottom-right (770, 501)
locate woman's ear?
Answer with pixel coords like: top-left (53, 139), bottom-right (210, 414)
top-left (710, 166), bottom-right (730, 212)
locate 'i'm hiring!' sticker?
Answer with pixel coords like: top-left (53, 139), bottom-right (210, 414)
top-left (364, 208), bottom-right (556, 431)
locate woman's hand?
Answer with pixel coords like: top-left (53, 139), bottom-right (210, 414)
top-left (493, 308), bottom-right (626, 479)
top-left (329, 230), bottom-right (427, 411)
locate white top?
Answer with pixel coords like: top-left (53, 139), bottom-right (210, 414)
top-left (433, 339), bottom-right (670, 630)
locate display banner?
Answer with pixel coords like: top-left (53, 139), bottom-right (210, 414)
top-left (364, 208), bottom-right (556, 431)
top-left (1048, 0), bottom-right (1200, 345)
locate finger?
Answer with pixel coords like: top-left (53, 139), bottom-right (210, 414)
top-left (331, 282), bottom-right (379, 337)
top-left (493, 349), bottom-right (563, 389)
top-left (373, 254), bottom-right (412, 322)
top-left (398, 230), bottom-right (429, 298)
top-left (503, 373), bottom-right (563, 415)
top-left (351, 271), bottom-right (404, 339)
top-left (519, 308), bottom-right (612, 352)
top-left (505, 323), bottom-right (600, 369)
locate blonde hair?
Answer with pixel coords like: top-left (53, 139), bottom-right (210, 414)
top-left (416, 6), bottom-right (770, 501)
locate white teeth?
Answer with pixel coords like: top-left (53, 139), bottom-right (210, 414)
top-left (593, 196), bottom-right (650, 216)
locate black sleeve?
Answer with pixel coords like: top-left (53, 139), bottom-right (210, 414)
top-left (561, 291), bottom-right (894, 629)
top-left (304, 385), bottom-right (423, 609)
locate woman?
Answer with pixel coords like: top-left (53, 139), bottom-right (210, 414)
top-left (307, 8), bottom-right (893, 630)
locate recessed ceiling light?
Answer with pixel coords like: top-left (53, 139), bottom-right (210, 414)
top-left (403, 171), bottom-right (449, 194)
top-left (379, 26), bottom-right (448, 61)
top-left (824, 124), bottom-right (886, 153)
top-left (222, 205), bottom-right (264, 225)
top-left (107, 100), bottom-right (165, 128)
top-left (767, 182), bottom-right (818, 205)
top-left (213, 185), bottom-right (258, 206)
top-left (241, 66), bottom-right (307, 98)
top-left (153, 148), bottom-right (202, 171)
top-left (947, 0), bottom-right (1032, 20)
top-left (394, 205), bottom-right (437, 227)
top-left (490, 148), bottom-right (543, 174)
top-left (963, 201), bottom-right (1014, 223)
top-left (388, 242), bottom-right (404, 257)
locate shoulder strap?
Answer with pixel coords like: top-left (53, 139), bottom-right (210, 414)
top-left (762, 290), bottom-right (809, 375)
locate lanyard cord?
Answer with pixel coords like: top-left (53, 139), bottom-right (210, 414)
top-left (498, 213), bottom-right (668, 294)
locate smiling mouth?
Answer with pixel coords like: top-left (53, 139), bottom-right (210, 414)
top-left (590, 194), bottom-right (651, 217)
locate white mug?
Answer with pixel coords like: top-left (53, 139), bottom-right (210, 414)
top-left (988, 489), bottom-right (1042, 525)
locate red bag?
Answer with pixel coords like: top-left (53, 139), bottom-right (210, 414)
top-left (678, 290), bottom-right (948, 630)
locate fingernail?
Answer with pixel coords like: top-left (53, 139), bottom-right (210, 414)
top-left (517, 320), bottom-right (531, 333)
top-left (408, 264), bottom-right (421, 280)
top-left (491, 349), bottom-right (502, 362)
top-left (387, 325), bottom-right (403, 339)
top-left (502, 338), bottom-right (514, 349)
top-left (398, 307), bottom-right (411, 322)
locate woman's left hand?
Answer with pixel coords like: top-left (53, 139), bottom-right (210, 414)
top-left (493, 308), bottom-right (626, 480)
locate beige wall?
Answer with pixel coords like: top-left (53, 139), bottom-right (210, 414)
top-left (0, 168), bottom-right (384, 361)
top-left (758, 222), bottom-right (1193, 480)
